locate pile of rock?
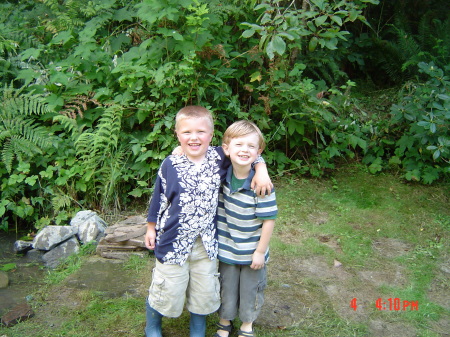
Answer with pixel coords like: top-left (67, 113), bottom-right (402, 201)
top-left (2, 211), bottom-right (149, 328)
top-left (13, 211), bottom-right (150, 267)
top-left (14, 210), bottom-right (107, 269)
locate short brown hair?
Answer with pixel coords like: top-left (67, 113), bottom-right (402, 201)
top-left (175, 105), bottom-right (214, 131)
top-left (222, 120), bottom-right (266, 151)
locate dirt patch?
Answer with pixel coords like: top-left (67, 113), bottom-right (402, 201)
top-left (256, 237), bottom-right (449, 336)
top-left (372, 238), bottom-right (413, 258)
top-left (30, 256), bottom-right (153, 330)
top-left (20, 238), bottom-right (449, 336)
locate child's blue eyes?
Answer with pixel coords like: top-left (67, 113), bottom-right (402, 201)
top-left (235, 143), bottom-right (256, 149)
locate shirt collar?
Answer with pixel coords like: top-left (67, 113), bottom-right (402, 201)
top-left (171, 146), bottom-right (220, 166)
top-left (225, 166), bottom-right (255, 192)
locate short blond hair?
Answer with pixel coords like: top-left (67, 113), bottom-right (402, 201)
top-left (175, 105), bottom-right (214, 131)
top-left (222, 120), bottom-right (266, 151)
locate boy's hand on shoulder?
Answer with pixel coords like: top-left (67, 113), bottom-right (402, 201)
top-left (172, 146), bottom-right (184, 156)
top-left (253, 183), bottom-right (273, 197)
top-left (251, 163), bottom-right (273, 197)
top-left (251, 176), bottom-right (273, 197)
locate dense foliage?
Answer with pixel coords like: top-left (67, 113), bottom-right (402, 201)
top-left (0, 0), bottom-right (448, 231)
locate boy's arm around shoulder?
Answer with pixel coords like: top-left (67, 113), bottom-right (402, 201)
top-left (252, 161), bottom-right (273, 197)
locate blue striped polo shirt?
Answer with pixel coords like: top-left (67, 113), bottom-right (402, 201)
top-left (217, 167), bottom-right (278, 265)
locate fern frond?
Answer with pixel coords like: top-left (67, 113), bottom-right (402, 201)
top-left (1, 138), bottom-right (14, 172)
top-left (71, 103), bottom-right (129, 212)
top-left (53, 115), bottom-right (81, 138)
top-left (51, 192), bottom-right (73, 213)
top-left (0, 83), bottom-right (52, 172)
top-left (11, 135), bottom-right (42, 156)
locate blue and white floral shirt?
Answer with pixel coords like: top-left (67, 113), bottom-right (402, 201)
top-left (147, 146), bottom-right (230, 266)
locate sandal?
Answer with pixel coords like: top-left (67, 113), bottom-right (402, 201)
top-left (214, 322), bottom-right (233, 337)
top-left (237, 330), bottom-right (255, 337)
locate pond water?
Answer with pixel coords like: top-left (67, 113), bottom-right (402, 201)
top-left (0, 232), bottom-right (46, 317)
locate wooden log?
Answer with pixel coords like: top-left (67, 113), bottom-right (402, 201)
top-left (105, 225), bottom-right (147, 243)
top-left (99, 251), bottom-right (147, 260)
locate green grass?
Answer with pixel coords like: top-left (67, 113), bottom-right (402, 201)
top-left (0, 166), bottom-right (448, 336)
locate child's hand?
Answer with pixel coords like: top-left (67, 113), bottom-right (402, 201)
top-left (145, 224), bottom-right (157, 250)
top-left (250, 251), bottom-right (265, 270)
top-left (251, 167), bottom-right (273, 197)
top-left (172, 146), bottom-right (184, 156)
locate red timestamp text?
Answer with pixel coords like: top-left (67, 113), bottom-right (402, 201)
top-left (350, 298), bottom-right (419, 311)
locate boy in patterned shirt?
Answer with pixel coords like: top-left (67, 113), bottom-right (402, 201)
top-left (215, 120), bottom-right (278, 337)
top-left (144, 106), bottom-right (272, 337)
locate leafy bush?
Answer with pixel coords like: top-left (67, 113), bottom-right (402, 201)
top-left (389, 62), bottom-right (449, 183)
top-left (2, 0), bottom-right (449, 233)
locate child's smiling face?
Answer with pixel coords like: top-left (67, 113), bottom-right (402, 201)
top-left (176, 117), bottom-right (213, 164)
top-left (223, 132), bottom-right (262, 170)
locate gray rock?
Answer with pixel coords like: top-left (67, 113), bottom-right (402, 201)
top-left (0, 271), bottom-right (9, 288)
top-left (72, 211), bottom-right (107, 244)
top-left (33, 225), bottom-right (77, 251)
top-left (13, 240), bottom-right (33, 254)
top-left (70, 210), bottom-right (98, 227)
top-left (24, 249), bottom-right (45, 263)
top-left (42, 237), bottom-right (80, 268)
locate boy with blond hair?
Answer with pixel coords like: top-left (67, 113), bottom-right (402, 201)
top-left (215, 120), bottom-right (277, 337)
top-left (144, 107), bottom-right (272, 337)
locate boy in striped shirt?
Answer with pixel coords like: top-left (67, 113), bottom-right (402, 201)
top-left (216, 120), bottom-right (278, 337)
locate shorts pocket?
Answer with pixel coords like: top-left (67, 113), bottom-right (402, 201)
top-left (149, 267), bottom-right (166, 304)
top-left (254, 274), bottom-right (267, 310)
top-left (214, 272), bottom-right (221, 302)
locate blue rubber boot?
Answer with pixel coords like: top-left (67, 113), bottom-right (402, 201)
top-left (145, 301), bottom-right (163, 337)
top-left (189, 312), bottom-right (206, 337)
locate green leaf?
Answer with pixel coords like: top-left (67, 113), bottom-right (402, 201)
top-left (46, 94), bottom-right (65, 110)
top-left (311, 0), bottom-right (326, 11)
top-left (417, 121), bottom-right (430, 127)
top-left (25, 176), bottom-right (38, 186)
top-left (349, 9), bottom-right (359, 21)
top-left (314, 15), bottom-right (328, 27)
top-left (113, 7), bottom-right (135, 21)
top-left (405, 169), bottom-right (420, 182)
top-left (20, 48), bottom-right (41, 61)
top-left (432, 149), bottom-right (441, 160)
top-left (16, 69), bottom-right (40, 86)
top-left (272, 35), bottom-right (286, 56)
top-left (266, 40), bottom-right (275, 60)
top-left (368, 157), bottom-right (383, 174)
top-left (422, 168), bottom-right (440, 184)
top-left (286, 120), bottom-right (305, 136)
top-left (328, 146), bottom-right (340, 158)
top-left (250, 71), bottom-right (262, 82)
top-left (242, 29), bottom-right (256, 38)
top-left (76, 181), bottom-right (87, 192)
top-left (430, 123), bottom-right (437, 133)
top-left (330, 15), bottom-right (343, 26)
top-left (309, 37), bottom-right (319, 52)
top-left (324, 38), bottom-right (338, 50)
top-left (129, 188), bottom-right (144, 198)
top-left (50, 31), bottom-right (74, 45)
top-left (388, 156), bottom-right (402, 165)
top-left (0, 200), bottom-right (10, 217)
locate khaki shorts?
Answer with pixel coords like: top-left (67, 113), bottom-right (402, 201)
top-left (147, 238), bottom-right (220, 317)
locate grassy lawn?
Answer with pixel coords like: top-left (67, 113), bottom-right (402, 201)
top-left (1, 166), bottom-right (449, 336)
